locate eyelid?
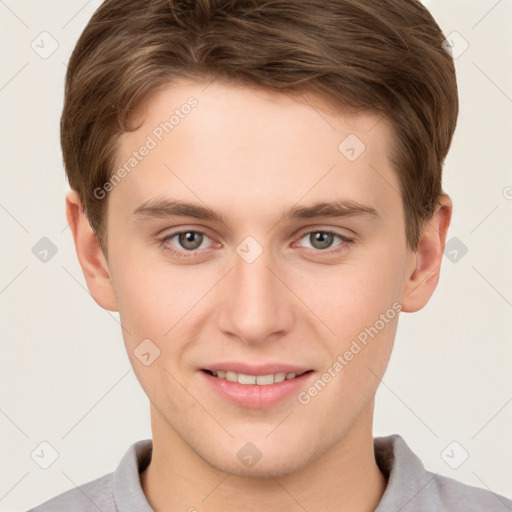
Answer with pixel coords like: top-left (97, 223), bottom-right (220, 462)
top-left (286, 221), bottom-right (354, 246)
top-left (160, 228), bottom-right (219, 252)
top-left (292, 229), bottom-right (353, 252)
top-left (158, 230), bottom-right (211, 261)
top-left (294, 225), bottom-right (355, 240)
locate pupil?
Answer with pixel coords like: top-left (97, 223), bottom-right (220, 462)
top-left (312, 232), bottom-right (332, 249)
top-left (180, 232), bottom-right (202, 250)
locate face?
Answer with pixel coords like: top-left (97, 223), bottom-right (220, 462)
top-left (103, 79), bottom-right (415, 477)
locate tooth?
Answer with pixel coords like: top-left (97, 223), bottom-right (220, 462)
top-left (226, 371), bottom-right (238, 382)
top-left (256, 374), bottom-right (275, 385)
top-left (210, 370), bottom-right (305, 385)
top-left (238, 373), bottom-right (257, 385)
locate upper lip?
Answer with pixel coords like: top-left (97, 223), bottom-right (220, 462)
top-left (201, 362), bottom-right (313, 376)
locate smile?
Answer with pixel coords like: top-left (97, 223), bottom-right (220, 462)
top-left (202, 369), bottom-right (311, 385)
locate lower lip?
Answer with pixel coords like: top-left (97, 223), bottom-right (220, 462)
top-left (200, 370), bottom-right (314, 408)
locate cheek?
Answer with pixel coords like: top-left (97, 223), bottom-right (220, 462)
top-left (109, 249), bottom-right (218, 370)
top-left (298, 245), bottom-right (404, 378)
top-left (302, 254), bottom-right (404, 331)
top-left (110, 256), bottom-right (193, 396)
top-left (109, 267), bottom-right (170, 361)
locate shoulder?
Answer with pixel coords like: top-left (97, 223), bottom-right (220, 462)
top-left (26, 472), bottom-right (115, 512)
top-left (25, 439), bottom-right (152, 512)
top-left (374, 434), bottom-right (512, 512)
top-left (429, 470), bottom-right (512, 511)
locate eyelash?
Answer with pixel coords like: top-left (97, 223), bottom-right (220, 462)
top-left (159, 229), bottom-right (354, 260)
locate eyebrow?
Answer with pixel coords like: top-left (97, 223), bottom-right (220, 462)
top-left (132, 198), bottom-right (379, 223)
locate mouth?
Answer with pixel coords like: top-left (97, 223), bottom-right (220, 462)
top-left (202, 369), bottom-right (313, 386)
top-left (199, 365), bottom-right (315, 408)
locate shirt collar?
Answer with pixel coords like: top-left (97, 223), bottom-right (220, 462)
top-left (374, 434), bottom-right (439, 511)
top-left (113, 439), bottom-right (154, 511)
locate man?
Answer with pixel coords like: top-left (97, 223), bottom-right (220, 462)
top-left (29, 0), bottom-right (512, 510)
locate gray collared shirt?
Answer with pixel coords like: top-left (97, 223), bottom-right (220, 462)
top-left (27, 434), bottom-right (512, 511)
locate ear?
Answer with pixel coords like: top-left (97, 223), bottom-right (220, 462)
top-left (65, 190), bottom-right (118, 312)
top-left (400, 194), bottom-right (452, 313)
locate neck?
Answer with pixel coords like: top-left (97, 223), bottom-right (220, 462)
top-left (141, 402), bottom-right (387, 512)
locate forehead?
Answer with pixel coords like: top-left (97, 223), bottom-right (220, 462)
top-left (133, 78), bottom-right (389, 146)
top-left (111, 79), bottom-right (400, 225)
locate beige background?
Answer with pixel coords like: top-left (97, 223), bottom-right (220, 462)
top-left (1, 0), bottom-right (511, 510)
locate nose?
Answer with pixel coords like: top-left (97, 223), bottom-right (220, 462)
top-left (215, 243), bottom-right (295, 346)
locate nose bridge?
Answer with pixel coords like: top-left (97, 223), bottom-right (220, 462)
top-left (217, 238), bottom-right (294, 344)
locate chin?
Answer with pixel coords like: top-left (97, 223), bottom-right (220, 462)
top-left (205, 454), bottom-right (306, 479)
top-left (196, 438), bottom-right (320, 479)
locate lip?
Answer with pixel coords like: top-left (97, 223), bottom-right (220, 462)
top-left (199, 362), bottom-right (315, 409)
top-left (201, 362), bottom-right (312, 375)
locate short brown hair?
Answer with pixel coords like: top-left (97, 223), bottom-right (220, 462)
top-left (61, 0), bottom-right (458, 251)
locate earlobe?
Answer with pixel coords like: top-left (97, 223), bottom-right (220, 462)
top-left (65, 190), bottom-right (118, 312)
top-left (400, 194), bottom-right (453, 313)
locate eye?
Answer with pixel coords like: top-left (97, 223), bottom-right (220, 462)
top-left (159, 228), bottom-right (353, 260)
top-left (296, 230), bottom-right (353, 252)
top-left (160, 230), bottom-right (214, 258)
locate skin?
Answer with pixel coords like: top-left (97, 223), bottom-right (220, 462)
top-left (67, 79), bottom-right (452, 512)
